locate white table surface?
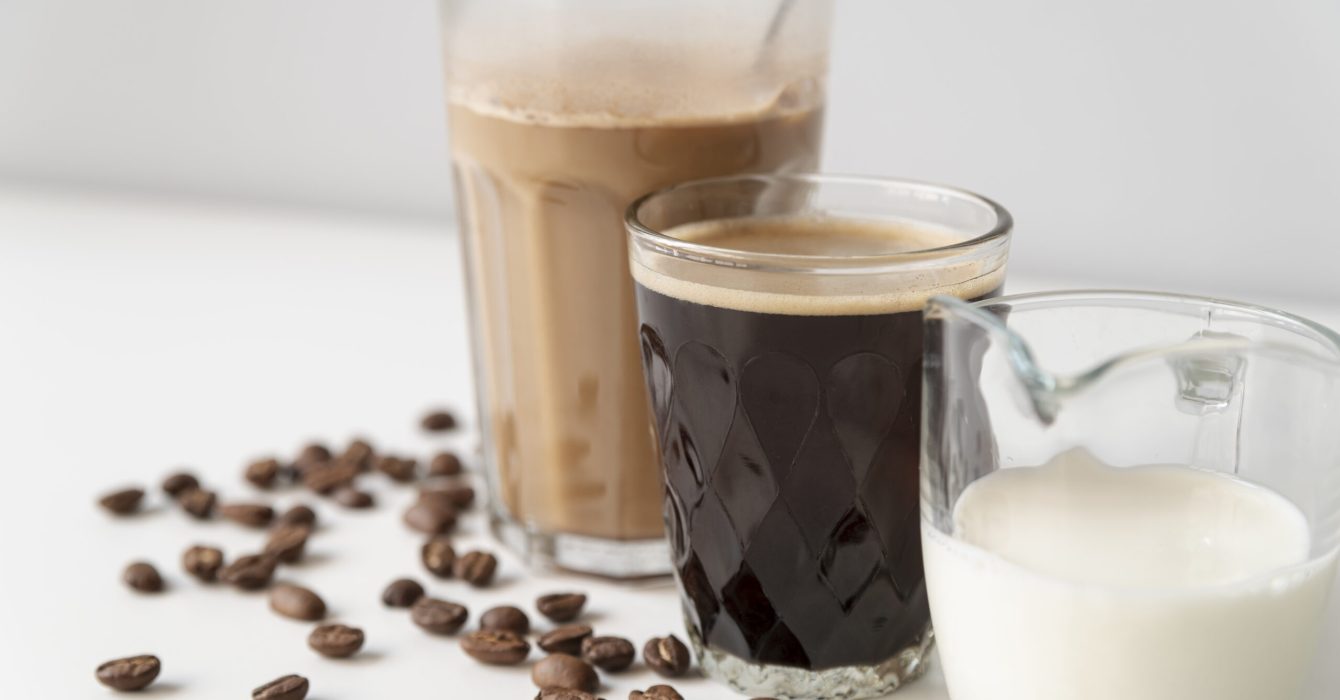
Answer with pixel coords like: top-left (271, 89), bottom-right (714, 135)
top-left (2, 185), bottom-right (1337, 699)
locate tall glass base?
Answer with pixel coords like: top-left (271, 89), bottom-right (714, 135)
top-left (488, 508), bottom-right (670, 580)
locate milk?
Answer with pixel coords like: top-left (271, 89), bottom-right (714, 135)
top-left (923, 448), bottom-right (1337, 700)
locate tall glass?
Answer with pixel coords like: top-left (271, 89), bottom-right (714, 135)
top-left (922, 291), bottom-right (1340, 700)
top-left (439, 0), bottom-right (833, 577)
top-left (628, 174), bottom-right (1012, 697)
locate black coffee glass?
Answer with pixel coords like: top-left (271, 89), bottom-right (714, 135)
top-left (626, 175), bottom-right (1012, 698)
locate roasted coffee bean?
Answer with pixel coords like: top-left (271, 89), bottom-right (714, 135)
top-left (480, 605), bottom-right (529, 635)
top-left (220, 554), bottom-right (277, 590)
top-left (161, 471), bottom-right (200, 497)
top-left (630, 686), bottom-right (683, 700)
top-left (420, 536), bottom-right (455, 578)
top-left (177, 487), bottom-right (216, 519)
top-left (643, 635), bottom-right (690, 677)
top-left (532, 654), bottom-right (598, 693)
top-left (95, 654), bottom-right (161, 691)
top-left (419, 483), bottom-right (475, 510)
top-left (270, 583), bottom-right (326, 621)
top-left (297, 443), bottom-right (332, 467)
top-left (581, 636), bottom-right (635, 672)
top-left (219, 503), bottom-right (275, 528)
top-left (428, 451), bottom-right (463, 477)
top-left (420, 409), bottom-right (457, 432)
top-left (333, 486), bottom-right (374, 509)
top-left (454, 550), bottom-right (497, 586)
top-left (341, 438), bottom-right (375, 471)
top-left (376, 455), bottom-right (418, 483)
top-left (536, 592), bottom-right (587, 622)
top-left (308, 623), bottom-right (364, 658)
top-left (536, 688), bottom-right (598, 700)
top-left (381, 578), bottom-right (425, 607)
top-left (252, 674), bottom-right (309, 700)
top-left (98, 488), bottom-right (144, 515)
top-left (303, 461), bottom-right (358, 495)
top-left (245, 458), bottom-right (282, 489)
top-left (410, 597), bottom-right (468, 635)
top-left (182, 545), bottom-right (224, 582)
top-left (538, 624), bottom-right (593, 655)
top-left (276, 504), bottom-right (317, 528)
top-left (122, 562), bottom-right (164, 593)
top-left (460, 630), bottom-right (529, 665)
top-left (264, 525), bottom-right (311, 564)
top-left (403, 501), bottom-right (456, 534)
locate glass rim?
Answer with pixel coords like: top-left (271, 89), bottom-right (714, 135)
top-left (625, 173), bottom-right (1014, 271)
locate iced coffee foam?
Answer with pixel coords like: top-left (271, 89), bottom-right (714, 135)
top-left (631, 216), bottom-right (1006, 315)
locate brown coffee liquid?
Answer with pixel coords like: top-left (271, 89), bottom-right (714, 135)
top-left (633, 216), bottom-right (1002, 668)
top-left (450, 101), bottom-right (823, 542)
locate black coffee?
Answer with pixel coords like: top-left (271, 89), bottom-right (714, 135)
top-left (633, 216), bottom-right (1002, 670)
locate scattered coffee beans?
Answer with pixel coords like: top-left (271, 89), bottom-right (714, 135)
top-left (536, 689), bottom-right (598, 700)
top-left (532, 654), bottom-right (599, 693)
top-left (461, 630), bottom-right (529, 665)
top-left (98, 488), bottom-right (145, 515)
top-left (428, 451), bottom-right (462, 477)
top-left (381, 578), bottom-right (425, 607)
top-left (341, 438), bottom-right (375, 471)
top-left (582, 636), bottom-right (635, 672)
top-left (161, 471), bottom-right (200, 497)
top-left (537, 592), bottom-right (587, 622)
top-left (219, 503), bottom-right (275, 528)
top-left (245, 458), bottom-right (282, 489)
top-left (276, 504), bottom-right (317, 528)
top-left (253, 674), bottom-right (309, 700)
top-left (420, 536), bottom-right (456, 578)
top-left (630, 685), bottom-right (683, 700)
top-left (122, 562), bottom-right (164, 593)
top-left (220, 554), bottom-right (277, 591)
top-left (177, 487), bottom-right (216, 519)
top-left (182, 545), bottom-right (225, 582)
top-left (303, 461), bottom-right (358, 495)
top-left (410, 597), bottom-right (469, 635)
top-left (333, 486), bottom-right (374, 509)
top-left (454, 550), bottom-right (497, 587)
top-left (376, 455), bottom-right (418, 483)
top-left (270, 583), bottom-right (326, 621)
top-left (539, 624), bottom-right (592, 656)
top-left (420, 410), bottom-right (457, 432)
top-left (419, 483), bottom-right (475, 510)
top-left (643, 635), bottom-right (690, 678)
top-left (403, 501), bottom-right (456, 534)
top-left (95, 654), bottom-right (161, 692)
top-left (481, 605), bottom-right (530, 635)
top-left (308, 623), bottom-right (364, 658)
top-left (264, 525), bottom-right (311, 564)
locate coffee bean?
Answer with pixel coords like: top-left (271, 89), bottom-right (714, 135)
top-left (532, 654), bottom-right (598, 693)
top-left (98, 488), bottom-right (144, 515)
top-left (537, 592), bottom-right (586, 622)
top-left (245, 458), bottom-right (282, 489)
top-left (270, 583), bottom-right (326, 621)
top-left (161, 471), bottom-right (200, 497)
top-left (454, 550), bottom-right (497, 586)
top-left (403, 501), bottom-right (456, 534)
top-left (297, 443), bottom-right (331, 467)
top-left (333, 486), bottom-right (374, 509)
top-left (308, 623), bottom-right (364, 658)
top-left (303, 461), bottom-right (358, 495)
top-left (420, 409), bottom-right (457, 432)
top-left (381, 578), bottom-right (425, 607)
top-left (276, 504), bottom-right (317, 528)
top-left (536, 688), bottom-right (598, 700)
top-left (643, 635), bottom-right (690, 678)
top-left (219, 503), bottom-right (275, 528)
top-left (428, 451), bottom-right (462, 477)
top-left (630, 686), bottom-right (683, 700)
top-left (420, 537), bottom-right (456, 578)
top-left (461, 630), bottom-right (529, 665)
top-left (582, 636), bottom-right (635, 672)
top-left (410, 597), bottom-right (469, 635)
top-left (253, 674), bottom-right (309, 700)
top-left (538, 624), bottom-right (593, 655)
top-left (95, 654), bottom-right (161, 691)
top-left (341, 438), bottom-right (375, 471)
top-left (177, 487), bottom-right (216, 519)
top-left (480, 605), bottom-right (529, 635)
top-left (376, 455), bottom-right (418, 483)
top-left (264, 525), bottom-right (311, 564)
top-left (122, 562), bottom-right (164, 593)
top-left (419, 483), bottom-right (475, 510)
top-left (220, 554), bottom-right (277, 591)
top-left (182, 545), bottom-right (225, 582)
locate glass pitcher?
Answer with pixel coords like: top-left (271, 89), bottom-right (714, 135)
top-left (921, 290), bottom-right (1340, 700)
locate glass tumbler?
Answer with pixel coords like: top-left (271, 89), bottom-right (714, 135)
top-left (628, 174), bottom-right (1012, 697)
top-left (922, 291), bottom-right (1340, 700)
top-left (439, 0), bottom-right (833, 577)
